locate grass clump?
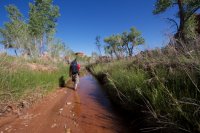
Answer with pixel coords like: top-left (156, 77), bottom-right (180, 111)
top-left (89, 38), bottom-right (200, 133)
top-left (0, 55), bottom-right (69, 111)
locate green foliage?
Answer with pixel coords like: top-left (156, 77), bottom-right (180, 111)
top-left (0, 55), bottom-right (69, 100)
top-left (90, 38), bottom-right (200, 132)
top-left (153, 0), bottom-right (200, 16)
top-left (5, 4), bottom-right (23, 22)
top-left (184, 15), bottom-right (198, 39)
top-left (47, 39), bottom-right (65, 58)
top-left (104, 27), bottom-right (145, 58)
top-left (29, 0), bottom-right (60, 37)
top-left (126, 27), bottom-right (145, 56)
top-left (0, 1), bottom-right (62, 58)
top-left (153, 0), bottom-right (173, 15)
top-left (0, 5), bottom-right (29, 52)
top-left (153, 0), bottom-right (200, 39)
top-left (104, 34), bottom-right (124, 59)
top-left (28, 0), bottom-right (60, 55)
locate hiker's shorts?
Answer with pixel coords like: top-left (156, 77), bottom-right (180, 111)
top-left (72, 74), bottom-right (79, 83)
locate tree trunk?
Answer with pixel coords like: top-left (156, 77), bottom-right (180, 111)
top-left (98, 47), bottom-right (102, 56)
top-left (34, 36), bottom-right (37, 48)
top-left (16, 37), bottom-right (21, 49)
top-left (127, 46), bottom-right (133, 57)
top-left (177, 0), bottom-right (185, 39)
top-left (33, 36), bottom-right (38, 57)
top-left (113, 50), bottom-right (119, 59)
top-left (40, 37), bottom-right (43, 56)
top-left (14, 49), bottom-right (18, 56)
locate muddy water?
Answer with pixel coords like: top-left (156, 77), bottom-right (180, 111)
top-left (0, 74), bottom-right (133, 133)
top-left (73, 74), bottom-right (132, 133)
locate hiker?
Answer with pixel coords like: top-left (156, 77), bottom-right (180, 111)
top-left (69, 59), bottom-right (80, 90)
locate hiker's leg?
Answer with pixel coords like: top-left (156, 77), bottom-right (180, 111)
top-left (74, 83), bottom-right (77, 90)
top-left (76, 74), bottom-right (79, 84)
top-left (74, 74), bottom-right (79, 90)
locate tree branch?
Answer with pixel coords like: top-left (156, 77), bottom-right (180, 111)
top-left (166, 18), bottom-right (179, 31)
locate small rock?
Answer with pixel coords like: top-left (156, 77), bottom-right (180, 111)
top-left (59, 108), bottom-right (63, 115)
top-left (66, 102), bottom-right (71, 105)
top-left (64, 124), bottom-right (67, 129)
top-left (51, 123), bottom-right (57, 128)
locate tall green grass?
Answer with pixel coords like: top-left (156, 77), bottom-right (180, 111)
top-left (89, 38), bottom-right (200, 133)
top-left (0, 55), bottom-right (69, 103)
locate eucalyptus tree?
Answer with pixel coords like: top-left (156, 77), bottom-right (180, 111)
top-left (121, 32), bottom-right (129, 56)
top-left (104, 27), bottom-right (144, 58)
top-left (29, 0), bottom-right (60, 55)
top-left (47, 39), bottom-right (65, 58)
top-left (0, 5), bottom-right (29, 56)
top-left (153, 0), bottom-right (200, 39)
top-left (126, 27), bottom-right (145, 56)
top-left (104, 45), bottom-right (114, 58)
top-left (104, 35), bottom-right (122, 59)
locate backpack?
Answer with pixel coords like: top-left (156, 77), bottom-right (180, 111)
top-left (77, 64), bottom-right (80, 71)
top-left (71, 61), bottom-right (78, 74)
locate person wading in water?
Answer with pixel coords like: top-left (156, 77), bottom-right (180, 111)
top-left (69, 58), bottom-right (80, 90)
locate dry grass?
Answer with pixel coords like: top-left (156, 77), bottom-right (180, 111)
top-left (89, 37), bottom-right (200, 133)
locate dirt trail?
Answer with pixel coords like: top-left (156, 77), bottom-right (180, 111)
top-left (0, 74), bottom-right (131, 133)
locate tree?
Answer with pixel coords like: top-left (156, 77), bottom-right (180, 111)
top-left (0, 2), bottom-right (62, 58)
top-left (153, 0), bottom-right (200, 39)
top-left (91, 52), bottom-right (99, 61)
top-left (126, 27), bottom-right (145, 56)
top-left (95, 35), bottom-right (102, 56)
top-left (104, 35), bottom-right (122, 59)
top-left (29, 0), bottom-right (60, 55)
top-left (47, 39), bottom-right (65, 58)
top-left (104, 45), bottom-right (114, 58)
top-left (0, 5), bottom-right (29, 56)
top-left (121, 32), bottom-right (129, 56)
top-left (104, 27), bottom-right (144, 58)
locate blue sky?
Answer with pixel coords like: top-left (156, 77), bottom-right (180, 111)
top-left (0, 0), bottom-right (177, 56)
